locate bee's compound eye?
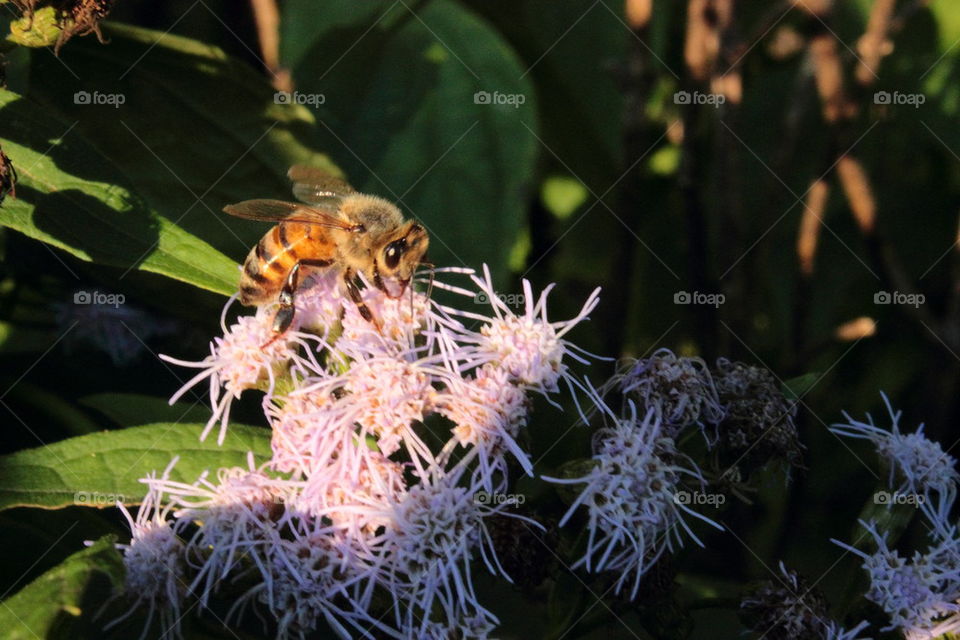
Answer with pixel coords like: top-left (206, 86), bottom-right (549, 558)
top-left (384, 239), bottom-right (405, 270)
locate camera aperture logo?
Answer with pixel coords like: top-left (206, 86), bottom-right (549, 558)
top-left (874, 290), bottom-right (925, 308)
top-left (274, 91), bottom-right (326, 107)
top-left (74, 290), bottom-right (126, 308)
top-left (874, 90), bottom-right (925, 108)
top-left (473, 90), bottom-right (526, 108)
top-left (74, 91), bottom-right (126, 108)
top-left (674, 90), bottom-right (725, 107)
top-left (674, 290), bottom-right (725, 308)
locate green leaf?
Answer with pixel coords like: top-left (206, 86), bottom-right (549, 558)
top-left (28, 22), bottom-right (342, 263)
top-left (283, 0), bottom-right (538, 281)
top-left (0, 423), bottom-right (272, 511)
top-left (0, 535), bottom-right (124, 640)
top-left (781, 373), bottom-right (820, 402)
top-left (0, 89), bottom-right (240, 295)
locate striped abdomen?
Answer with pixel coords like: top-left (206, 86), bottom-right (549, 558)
top-left (239, 221), bottom-right (337, 305)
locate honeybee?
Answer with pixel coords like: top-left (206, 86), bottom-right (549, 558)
top-left (223, 165), bottom-right (430, 334)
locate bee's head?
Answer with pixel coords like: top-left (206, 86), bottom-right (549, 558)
top-left (377, 221), bottom-right (429, 296)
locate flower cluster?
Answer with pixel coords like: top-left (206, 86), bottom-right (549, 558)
top-left (831, 394), bottom-right (960, 639)
top-left (612, 350), bottom-right (802, 470)
top-left (831, 392), bottom-right (959, 508)
top-left (617, 347), bottom-right (723, 438)
top-left (543, 402), bottom-right (723, 599)
top-left (713, 358), bottom-right (802, 468)
top-left (115, 266), bottom-right (599, 639)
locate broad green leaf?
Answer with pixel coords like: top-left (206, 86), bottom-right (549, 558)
top-left (283, 0), bottom-right (538, 281)
top-left (0, 423), bottom-right (272, 511)
top-left (0, 535), bottom-right (124, 640)
top-left (28, 22), bottom-right (342, 262)
top-left (0, 89), bottom-right (239, 295)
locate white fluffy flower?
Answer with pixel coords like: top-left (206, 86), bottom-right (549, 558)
top-left (110, 459), bottom-right (187, 640)
top-left (833, 520), bottom-right (960, 640)
top-left (146, 455), bottom-right (295, 608)
top-left (140, 265), bottom-right (600, 638)
top-left (831, 393), bottom-right (960, 501)
top-left (543, 403), bottom-right (722, 599)
top-left (160, 301), bottom-right (316, 444)
top-left (376, 470), bottom-right (520, 637)
top-left (435, 265), bottom-right (600, 396)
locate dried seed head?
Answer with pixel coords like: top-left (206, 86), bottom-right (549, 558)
top-left (740, 563), bottom-right (830, 639)
top-left (713, 358), bottom-right (803, 470)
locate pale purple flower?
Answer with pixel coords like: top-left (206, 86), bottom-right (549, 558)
top-left (288, 352), bottom-right (448, 481)
top-left (109, 458), bottom-right (186, 640)
top-left (145, 454), bottom-right (296, 608)
top-left (543, 403), bottom-right (722, 599)
top-left (264, 388), bottom-right (339, 475)
top-left (244, 526), bottom-right (391, 640)
top-left (434, 265), bottom-right (600, 397)
top-left (433, 363), bottom-right (531, 488)
top-left (338, 278), bottom-right (433, 351)
top-left (617, 348), bottom-right (724, 438)
top-left (831, 393), bottom-right (960, 501)
top-left (296, 450), bottom-right (407, 537)
top-left (143, 264), bottom-right (602, 638)
top-left (375, 470), bottom-right (523, 637)
top-left (160, 300), bottom-right (316, 445)
top-left (833, 520), bottom-right (960, 640)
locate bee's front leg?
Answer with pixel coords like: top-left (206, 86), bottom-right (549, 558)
top-left (343, 268), bottom-right (383, 333)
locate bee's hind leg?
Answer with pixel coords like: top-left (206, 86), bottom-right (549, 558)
top-left (262, 263), bottom-right (301, 347)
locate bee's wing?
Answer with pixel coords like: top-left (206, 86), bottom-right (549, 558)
top-left (287, 165), bottom-right (355, 206)
top-left (223, 199), bottom-right (359, 231)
